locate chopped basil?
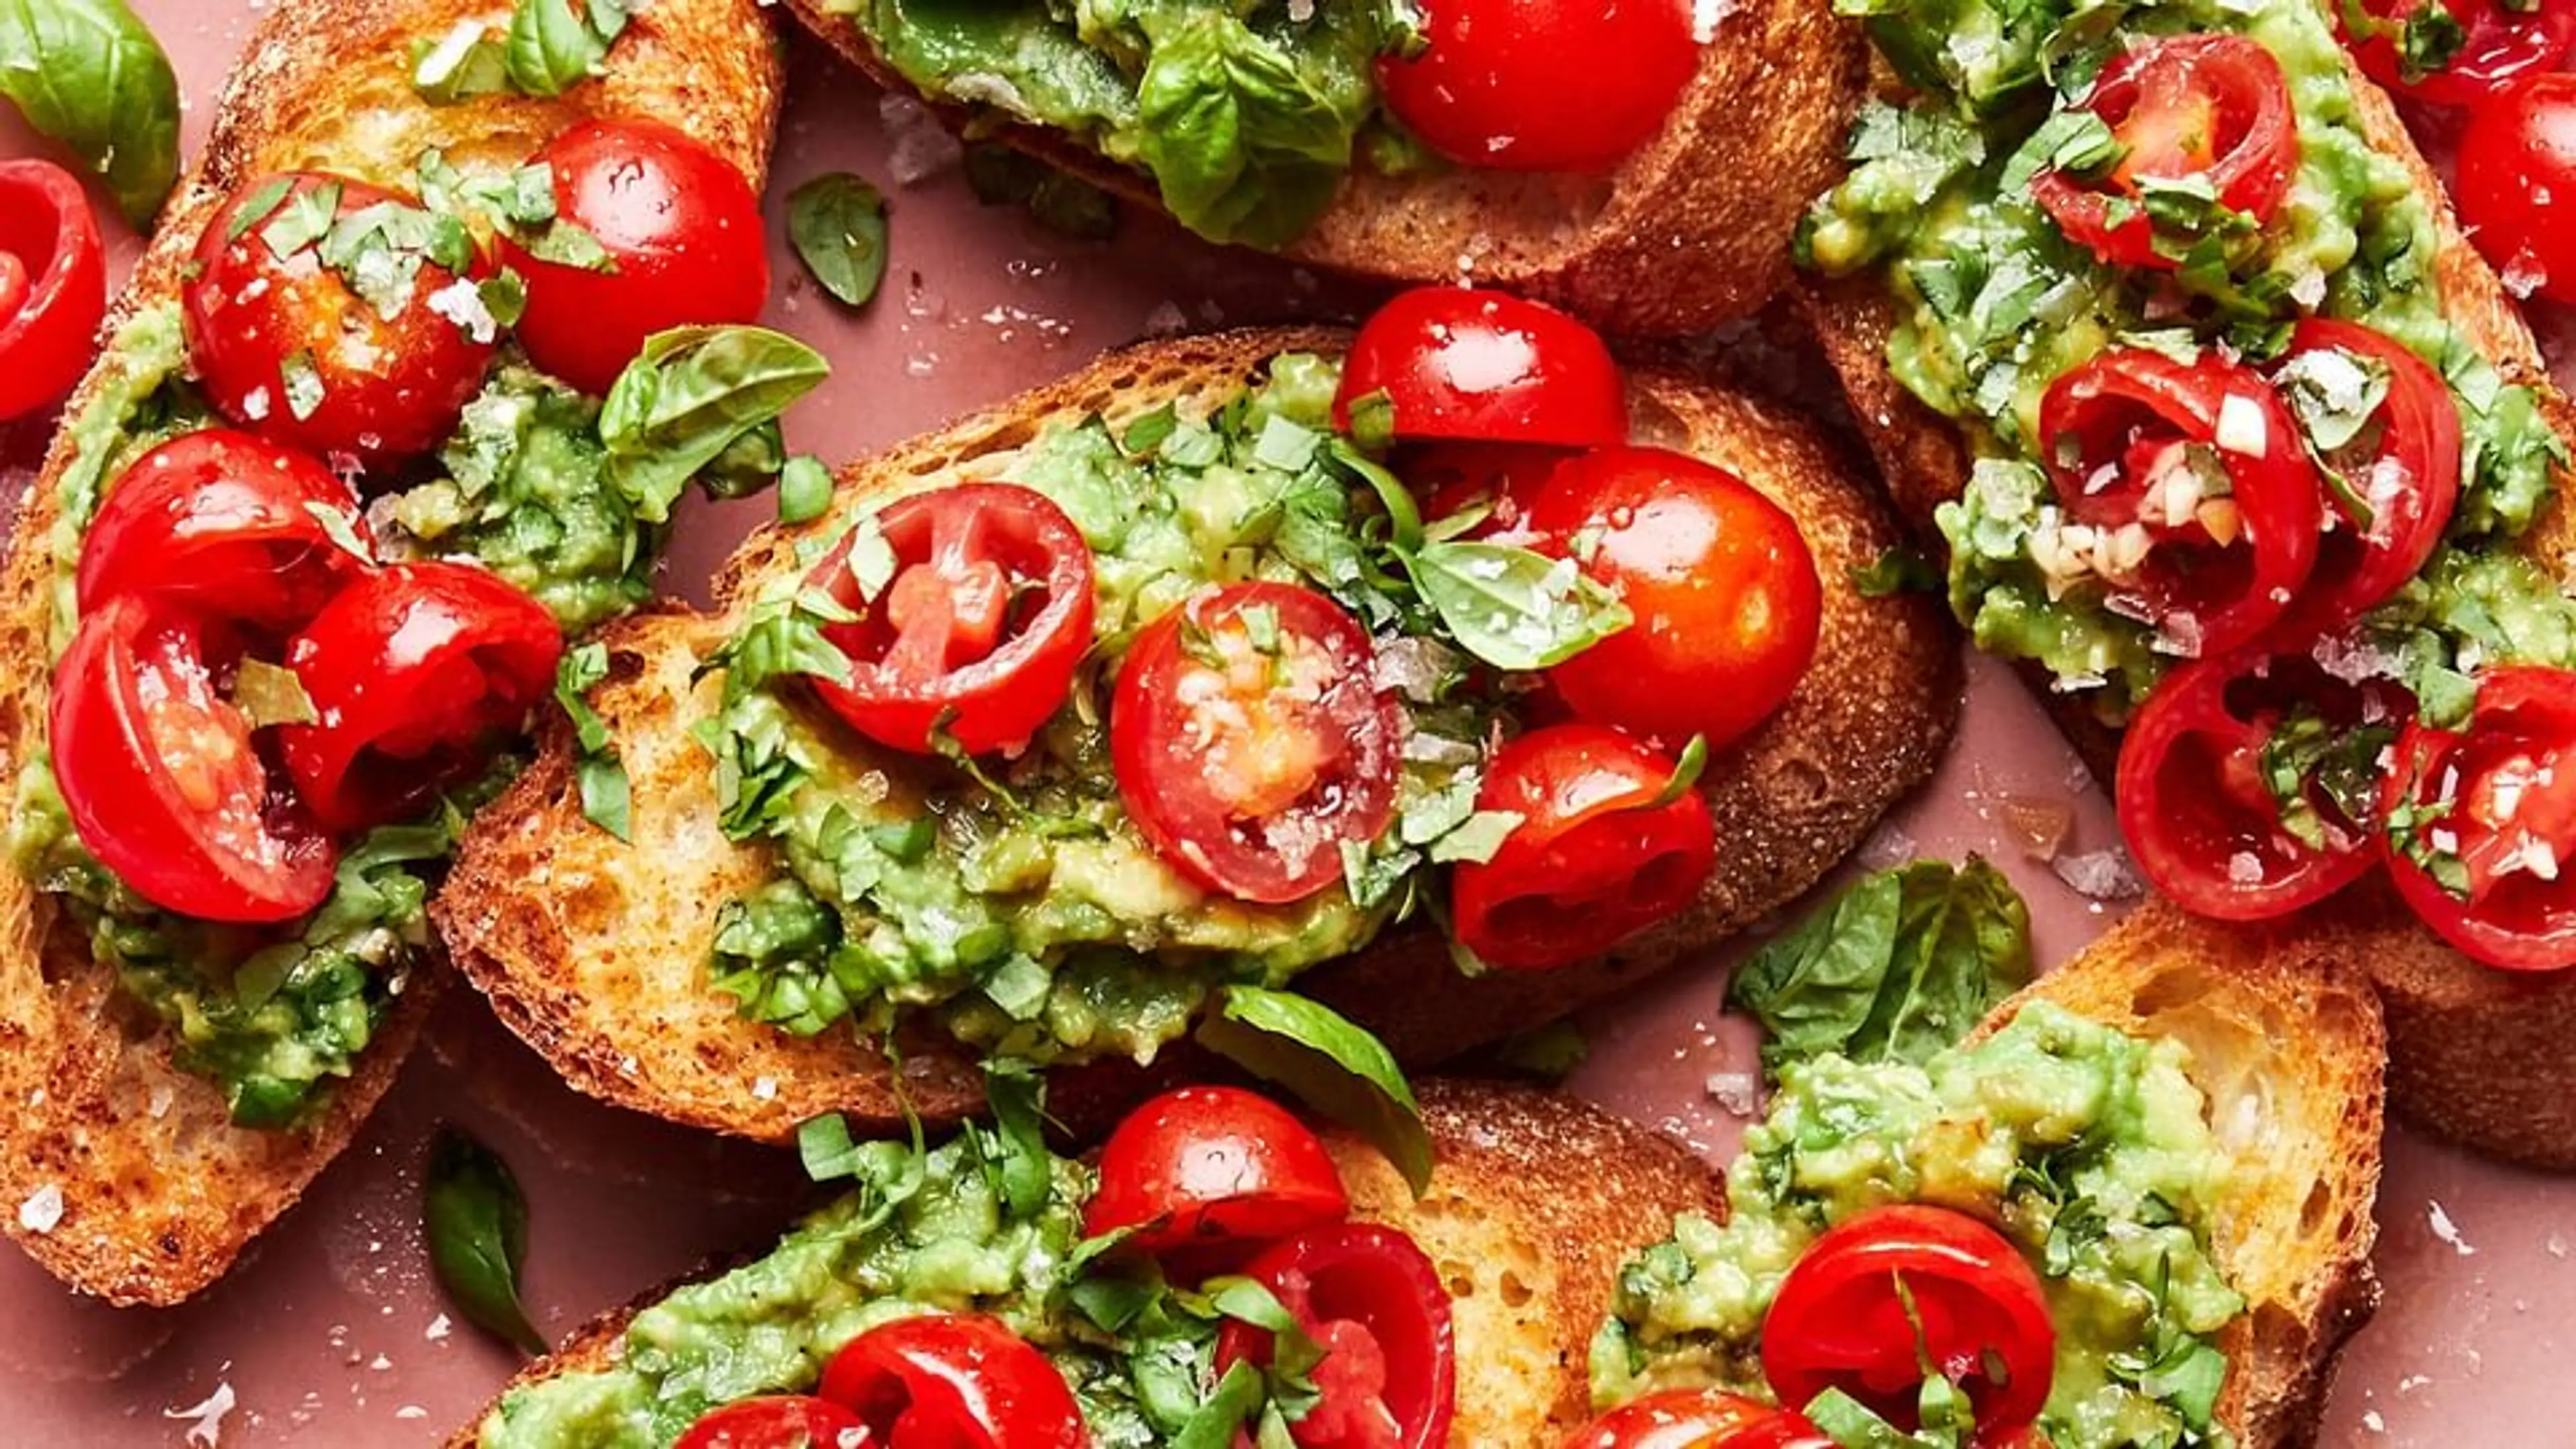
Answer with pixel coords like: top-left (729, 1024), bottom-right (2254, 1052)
top-left (226, 176), bottom-right (293, 242)
top-left (232, 658), bottom-right (318, 729)
top-left (1426, 808), bottom-right (1520, 866)
top-left (504, 0), bottom-right (629, 98)
top-left (261, 180), bottom-right (341, 260)
top-left (598, 326), bottom-right (831, 522)
top-left (977, 1059), bottom-right (1051, 1221)
top-left (411, 17), bottom-right (511, 103)
top-left (0, 0), bottom-right (180, 226)
top-left (777, 453), bottom-right (835, 525)
top-left (1851, 546), bottom-right (1943, 598)
top-left (2257, 709), bottom-right (2394, 852)
top-left (278, 351), bottom-right (327, 421)
top-left (553, 642), bottom-right (631, 843)
top-left (787, 172), bottom-right (889, 309)
top-left (423, 1126), bottom-right (547, 1356)
top-left (1196, 985), bottom-right (1431, 1196)
top-left (1640, 735), bottom-right (1711, 811)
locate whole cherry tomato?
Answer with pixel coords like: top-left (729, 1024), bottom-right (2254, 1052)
top-left (1530, 446), bottom-right (1821, 749)
top-left (1215, 1222), bottom-right (1456, 1449)
top-left (1335, 289), bottom-right (1627, 449)
top-left (806, 484), bottom-right (1096, 757)
top-left (2381, 665), bottom-right (2576, 970)
top-left (674, 1396), bottom-right (872, 1449)
top-left (1450, 724), bottom-right (1716, 971)
top-left (816, 1313), bottom-right (1085, 1449)
top-left (0, 159), bottom-right (107, 421)
top-left (1375, 0), bottom-right (1698, 173)
top-left (2343, 0), bottom-right (2576, 108)
top-left (1084, 1087), bottom-right (1350, 1265)
top-left (1112, 582), bottom-right (1400, 904)
top-left (76, 429), bottom-right (371, 633)
top-left (2455, 72), bottom-right (2576, 305)
top-left (1559, 1389), bottom-right (1834, 1449)
top-left (501, 119), bottom-right (771, 395)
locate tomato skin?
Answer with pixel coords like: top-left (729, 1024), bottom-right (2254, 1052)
top-left (1558, 1390), bottom-right (1834, 1449)
top-left (1112, 582), bottom-right (1401, 905)
top-left (1760, 1205), bottom-right (2055, 1436)
top-left (501, 119), bottom-right (771, 395)
top-left (278, 563), bottom-right (563, 834)
top-left (1376, 0), bottom-right (1697, 173)
top-left (1214, 1223), bottom-right (1457, 1449)
top-left (1084, 1087), bottom-right (1350, 1265)
top-left (674, 1396), bottom-right (873, 1449)
top-left (50, 596), bottom-right (336, 923)
top-left (2457, 74), bottom-right (2576, 306)
top-left (76, 429), bottom-right (372, 632)
top-left (1404, 443), bottom-right (1569, 544)
top-left (1529, 446), bottom-right (1821, 749)
top-left (2381, 666), bottom-right (2576, 970)
top-left (1336, 289), bottom-right (1627, 450)
top-left (184, 172), bottom-right (496, 468)
top-left (816, 1313), bottom-right (1085, 1449)
top-left (1451, 724), bottom-right (1716, 971)
top-left (2345, 0), bottom-right (2576, 107)
top-left (0, 159), bottom-right (107, 422)
top-left (806, 484), bottom-right (1097, 757)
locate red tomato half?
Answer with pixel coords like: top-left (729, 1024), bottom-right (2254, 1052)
top-left (2382, 666), bottom-right (2576, 970)
top-left (816, 1313), bottom-right (1085, 1449)
top-left (1112, 582), bottom-right (1400, 904)
top-left (2456, 73), bottom-right (2576, 305)
top-left (674, 1396), bottom-right (871, 1449)
top-left (278, 563), bottom-right (563, 833)
top-left (2345, 0), bottom-right (2576, 108)
top-left (1559, 1389), bottom-right (1833, 1449)
top-left (1450, 724), bottom-right (1716, 971)
top-left (502, 119), bottom-right (771, 395)
top-left (1530, 446), bottom-right (1821, 748)
top-left (1084, 1086), bottom-right (1349, 1265)
top-left (1334, 289), bottom-right (1627, 449)
top-left (0, 159), bottom-right (107, 421)
top-left (76, 428), bottom-right (371, 632)
top-left (1760, 1205), bottom-right (2055, 1436)
top-left (2029, 36), bottom-right (2298, 270)
top-left (1215, 1222), bottom-right (1457, 1449)
top-left (1376, 0), bottom-right (1697, 173)
top-left (184, 172), bottom-right (496, 468)
top-left (49, 597), bottom-right (335, 923)
top-left (2035, 347), bottom-right (2322, 658)
top-left (806, 484), bottom-right (1096, 756)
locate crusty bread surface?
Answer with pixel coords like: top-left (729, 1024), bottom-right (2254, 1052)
top-left (0, 0), bottom-right (783, 1305)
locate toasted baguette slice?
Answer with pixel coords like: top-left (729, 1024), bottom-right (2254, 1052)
top-left (434, 325), bottom-right (1962, 1143)
top-left (780, 0), bottom-right (1865, 337)
top-left (1801, 38), bottom-right (2576, 1169)
top-left (0, 0), bottom-right (783, 1305)
top-left (447, 1078), bottom-right (1731, 1448)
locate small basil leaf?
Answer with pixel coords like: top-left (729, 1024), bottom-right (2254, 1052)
top-left (788, 172), bottom-right (889, 309)
top-left (1197, 986), bottom-right (1432, 1196)
top-left (232, 658), bottom-right (317, 729)
top-left (504, 0), bottom-right (627, 98)
top-left (778, 454), bottom-right (835, 525)
top-left (1403, 540), bottom-right (1631, 673)
top-left (599, 325), bottom-right (830, 523)
top-left (0, 0), bottom-right (180, 226)
top-left (423, 1126), bottom-right (547, 1356)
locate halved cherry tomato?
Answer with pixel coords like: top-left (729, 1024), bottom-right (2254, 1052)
top-left (1112, 582), bottom-right (1399, 904)
top-left (1375, 0), bottom-right (1697, 173)
top-left (278, 563), bottom-right (562, 833)
top-left (2456, 72), bottom-right (2576, 305)
top-left (2035, 347), bottom-right (2322, 658)
top-left (816, 1313), bottom-right (1084, 1449)
top-left (674, 1395), bottom-right (871, 1449)
top-left (2265, 321), bottom-right (2461, 642)
top-left (50, 596), bottom-right (335, 923)
top-left (2029, 36), bottom-right (2298, 270)
top-left (1560, 1390), bottom-right (1833, 1449)
top-left (1450, 724), bottom-right (1716, 971)
top-left (501, 119), bottom-right (771, 395)
top-left (1084, 1086), bottom-right (1350, 1265)
top-left (76, 429), bottom-right (371, 632)
top-left (1761, 1205), bottom-right (2055, 1436)
top-left (2345, 0), bottom-right (2576, 108)
top-left (806, 484), bottom-right (1096, 756)
top-left (1530, 446), bottom-right (1820, 749)
top-left (2382, 665), bottom-right (2576, 970)
top-left (2118, 652), bottom-right (2401, 922)
top-left (1403, 443), bottom-right (1569, 545)
top-left (1334, 289), bottom-right (1627, 449)
top-left (1215, 1222), bottom-right (1456, 1449)
top-left (0, 159), bottom-right (107, 422)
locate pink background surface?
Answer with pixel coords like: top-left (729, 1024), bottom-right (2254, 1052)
top-left (1, 5), bottom-right (2570, 1442)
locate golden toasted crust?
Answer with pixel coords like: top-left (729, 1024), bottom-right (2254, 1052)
top-left (0, 0), bottom-right (782, 1305)
top-left (779, 0), bottom-right (1866, 337)
top-left (433, 325), bottom-right (1960, 1142)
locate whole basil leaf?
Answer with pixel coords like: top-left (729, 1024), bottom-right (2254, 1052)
top-left (0, 0), bottom-right (180, 226)
top-left (788, 172), bottom-right (889, 309)
top-left (1403, 540), bottom-right (1631, 673)
top-left (423, 1126), bottom-right (547, 1356)
top-left (1197, 986), bottom-right (1432, 1195)
top-left (1131, 10), bottom-right (1360, 248)
top-left (599, 325), bottom-right (830, 523)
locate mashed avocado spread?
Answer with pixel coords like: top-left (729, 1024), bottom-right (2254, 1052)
top-left (1593, 1002), bottom-right (2243, 1448)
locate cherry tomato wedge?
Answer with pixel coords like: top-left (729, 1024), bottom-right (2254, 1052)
top-left (2345, 0), bottom-right (2576, 109)
top-left (674, 1396), bottom-right (871, 1449)
top-left (2456, 73), bottom-right (2576, 305)
top-left (1450, 724), bottom-right (1716, 971)
top-left (1215, 1222), bottom-right (1456, 1449)
top-left (76, 429), bottom-right (371, 632)
top-left (1084, 1086), bottom-right (1350, 1265)
top-left (50, 596), bottom-right (335, 923)
top-left (1560, 1390), bottom-right (1833, 1449)
top-left (2030, 36), bottom-right (2297, 270)
top-left (1112, 582), bottom-right (1400, 905)
top-left (2035, 347), bottom-right (2322, 659)
top-left (1334, 289), bottom-right (1627, 449)
top-left (1529, 446), bottom-right (1821, 749)
top-left (816, 1313), bottom-right (1084, 1449)
top-left (806, 484), bottom-right (1096, 756)
top-left (184, 172), bottom-right (496, 468)
top-left (1761, 1205), bottom-right (2055, 1436)
top-left (278, 563), bottom-right (563, 834)
top-left (502, 119), bottom-right (771, 395)
top-left (2382, 666), bottom-right (2576, 970)
top-left (0, 159), bottom-right (107, 422)
top-left (1403, 443), bottom-right (1568, 545)
top-left (1375, 0), bottom-right (1697, 173)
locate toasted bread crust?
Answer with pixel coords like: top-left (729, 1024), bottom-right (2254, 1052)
top-left (0, 0), bottom-right (782, 1305)
top-left (780, 0), bottom-right (1866, 337)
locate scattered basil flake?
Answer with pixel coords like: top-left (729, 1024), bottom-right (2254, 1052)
top-left (788, 172), bottom-right (890, 309)
top-left (278, 351), bottom-right (327, 421)
top-left (411, 17), bottom-right (511, 103)
top-left (423, 1126), bottom-right (547, 1356)
top-left (0, 0), bottom-right (180, 226)
top-left (303, 500), bottom-right (375, 564)
top-left (232, 658), bottom-right (318, 729)
top-left (261, 179), bottom-right (341, 260)
top-left (553, 642), bottom-right (631, 842)
top-left (226, 176), bottom-right (294, 242)
top-left (1197, 985), bottom-right (1432, 1197)
top-left (1426, 808), bottom-right (1521, 866)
